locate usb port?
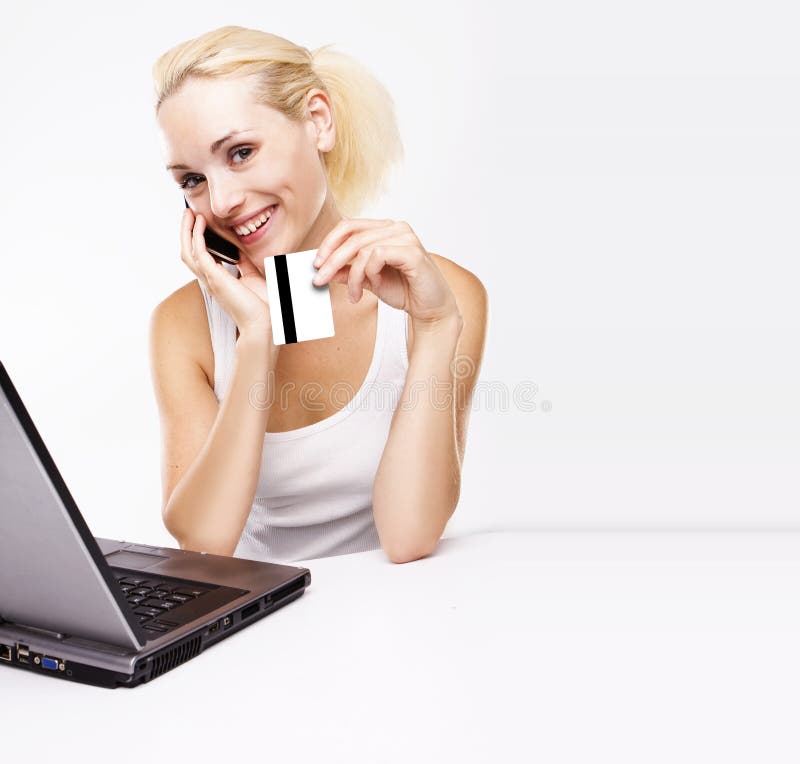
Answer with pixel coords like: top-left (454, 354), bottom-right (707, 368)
top-left (16, 644), bottom-right (29, 664)
top-left (208, 621), bottom-right (219, 634)
top-left (0, 644), bottom-right (11, 662)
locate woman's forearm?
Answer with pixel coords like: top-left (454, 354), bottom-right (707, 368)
top-left (372, 314), bottom-right (464, 562)
top-left (163, 333), bottom-right (276, 556)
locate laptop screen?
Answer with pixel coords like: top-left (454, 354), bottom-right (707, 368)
top-left (0, 362), bottom-right (146, 650)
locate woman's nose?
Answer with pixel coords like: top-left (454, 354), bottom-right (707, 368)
top-left (208, 182), bottom-right (246, 222)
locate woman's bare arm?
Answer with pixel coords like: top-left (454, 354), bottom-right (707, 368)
top-left (372, 263), bottom-right (488, 563)
top-left (148, 283), bottom-right (277, 556)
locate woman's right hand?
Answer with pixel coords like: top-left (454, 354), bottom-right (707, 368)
top-left (180, 207), bottom-right (274, 342)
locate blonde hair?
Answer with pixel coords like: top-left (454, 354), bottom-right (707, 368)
top-left (152, 25), bottom-right (404, 217)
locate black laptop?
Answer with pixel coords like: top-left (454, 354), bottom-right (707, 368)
top-left (0, 360), bottom-right (310, 688)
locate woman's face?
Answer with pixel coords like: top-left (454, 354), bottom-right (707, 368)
top-left (157, 74), bottom-right (338, 272)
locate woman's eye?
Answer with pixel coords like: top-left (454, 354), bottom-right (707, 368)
top-left (179, 175), bottom-right (203, 190)
top-left (177, 147), bottom-right (253, 190)
top-left (232, 146), bottom-right (253, 164)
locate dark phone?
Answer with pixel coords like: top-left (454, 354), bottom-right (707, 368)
top-left (184, 198), bottom-right (240, 264)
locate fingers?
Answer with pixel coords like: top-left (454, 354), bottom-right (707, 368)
top-left (347, 244), bottom-right (419, 302)
top-left (313, 219), bottom-right (396, 269)
top-left (180, 208), bottom-right (209, 288)
top-left (181, 208), bottom-right (230, 296)
top-left (313, 224), bottom-right (403, 286)
top-left (179, 208), bottom-right (199, 275)
top-left (180, 210), bottom-right (272, 336)
top-left (191, 214), bottom-right (212, 271)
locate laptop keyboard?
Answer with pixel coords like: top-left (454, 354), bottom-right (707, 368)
top-left (112, 570), bottom-right (214, 635)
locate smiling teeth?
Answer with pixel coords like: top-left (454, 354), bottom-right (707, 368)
top-left (234, 208), bottom-right (273, 236)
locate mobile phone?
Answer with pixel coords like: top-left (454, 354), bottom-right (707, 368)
top-left (184, 198), bottom-right (240, 264)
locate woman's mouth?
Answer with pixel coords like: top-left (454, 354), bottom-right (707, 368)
top-left (231, 204), bottom-right (278, 245)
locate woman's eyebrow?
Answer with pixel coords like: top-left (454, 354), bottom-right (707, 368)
top-left (166, 129), bottom-right (254, 171)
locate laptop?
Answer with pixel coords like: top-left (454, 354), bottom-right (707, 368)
top-left (0, 360), bottom-right (311, 688)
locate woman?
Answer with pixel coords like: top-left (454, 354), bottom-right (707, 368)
top-left (149, 25), bottom-right (488, 564)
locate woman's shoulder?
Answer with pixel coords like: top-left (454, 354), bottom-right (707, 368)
top-left (402, 252), bottom-right (487, 357)
top-left (429, 252), bottom-right (488, 332)
top-left (149, 279), bottom-right (215, 388)
top-left (429, 253), bottom-right (487, 299)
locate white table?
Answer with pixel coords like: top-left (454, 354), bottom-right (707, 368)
top-left (2, 529), bottom-right (800, 763)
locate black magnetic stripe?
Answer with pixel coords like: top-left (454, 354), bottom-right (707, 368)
top-left (274, 254), bottom-right (297, 344)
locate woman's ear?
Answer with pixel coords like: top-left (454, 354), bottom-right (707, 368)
top-left (306, 88), bottom-right (335, 153)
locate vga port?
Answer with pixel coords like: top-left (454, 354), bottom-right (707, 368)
top-left (41, 656), bottom-right (59, 671)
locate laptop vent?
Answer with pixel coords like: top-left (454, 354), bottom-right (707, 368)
top-left (149, 634), bottom-right (202, 679)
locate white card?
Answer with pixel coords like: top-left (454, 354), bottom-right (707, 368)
top-left (262, 249), bottom-right (335, 345)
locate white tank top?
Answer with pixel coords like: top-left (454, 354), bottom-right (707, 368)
top-left (198, 263), bottom-right (409, 563)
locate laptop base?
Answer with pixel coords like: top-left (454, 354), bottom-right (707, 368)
top-left (0, 577), bottom-right (307, 688)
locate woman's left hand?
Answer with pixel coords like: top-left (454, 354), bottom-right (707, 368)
top-left (312, 218), bottom-right (461, 327)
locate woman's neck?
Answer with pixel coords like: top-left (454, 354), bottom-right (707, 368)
top-left (296, 193), bottom-right (343, 253)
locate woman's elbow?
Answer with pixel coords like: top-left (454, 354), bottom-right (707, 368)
top-left (164, 519), bottom-right (235, 557)
top-left (383, 536), bottom-right (439, 564)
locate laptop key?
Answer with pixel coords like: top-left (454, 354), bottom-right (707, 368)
top-left (134, 607), bottom-right (163, 618)
top-left (168, 594), bottom-right (191, 604)
top-left (175, 588), bottom-right (207, 597)
top-left (143, 624), bottom-right (168, 633)
top-left (119, 577), bottom-right (148, 586)
top-left (142, 598), bottom-right (169, 609)
top-left (137, 615), bottom-right (152, 623)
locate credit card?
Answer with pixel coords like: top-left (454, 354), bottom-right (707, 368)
top-left (262, 249), bottom-right (336, 345)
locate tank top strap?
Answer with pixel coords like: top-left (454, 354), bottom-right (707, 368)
top-left (374, 298), bottom-right (409, 382)
top-left (198, 262), bottom-right (239, 402)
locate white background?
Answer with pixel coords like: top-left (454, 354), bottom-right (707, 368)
top-left (1, 0), bottom-right (798, 549)
top-left (4, 530), bottom-right (800, 763)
